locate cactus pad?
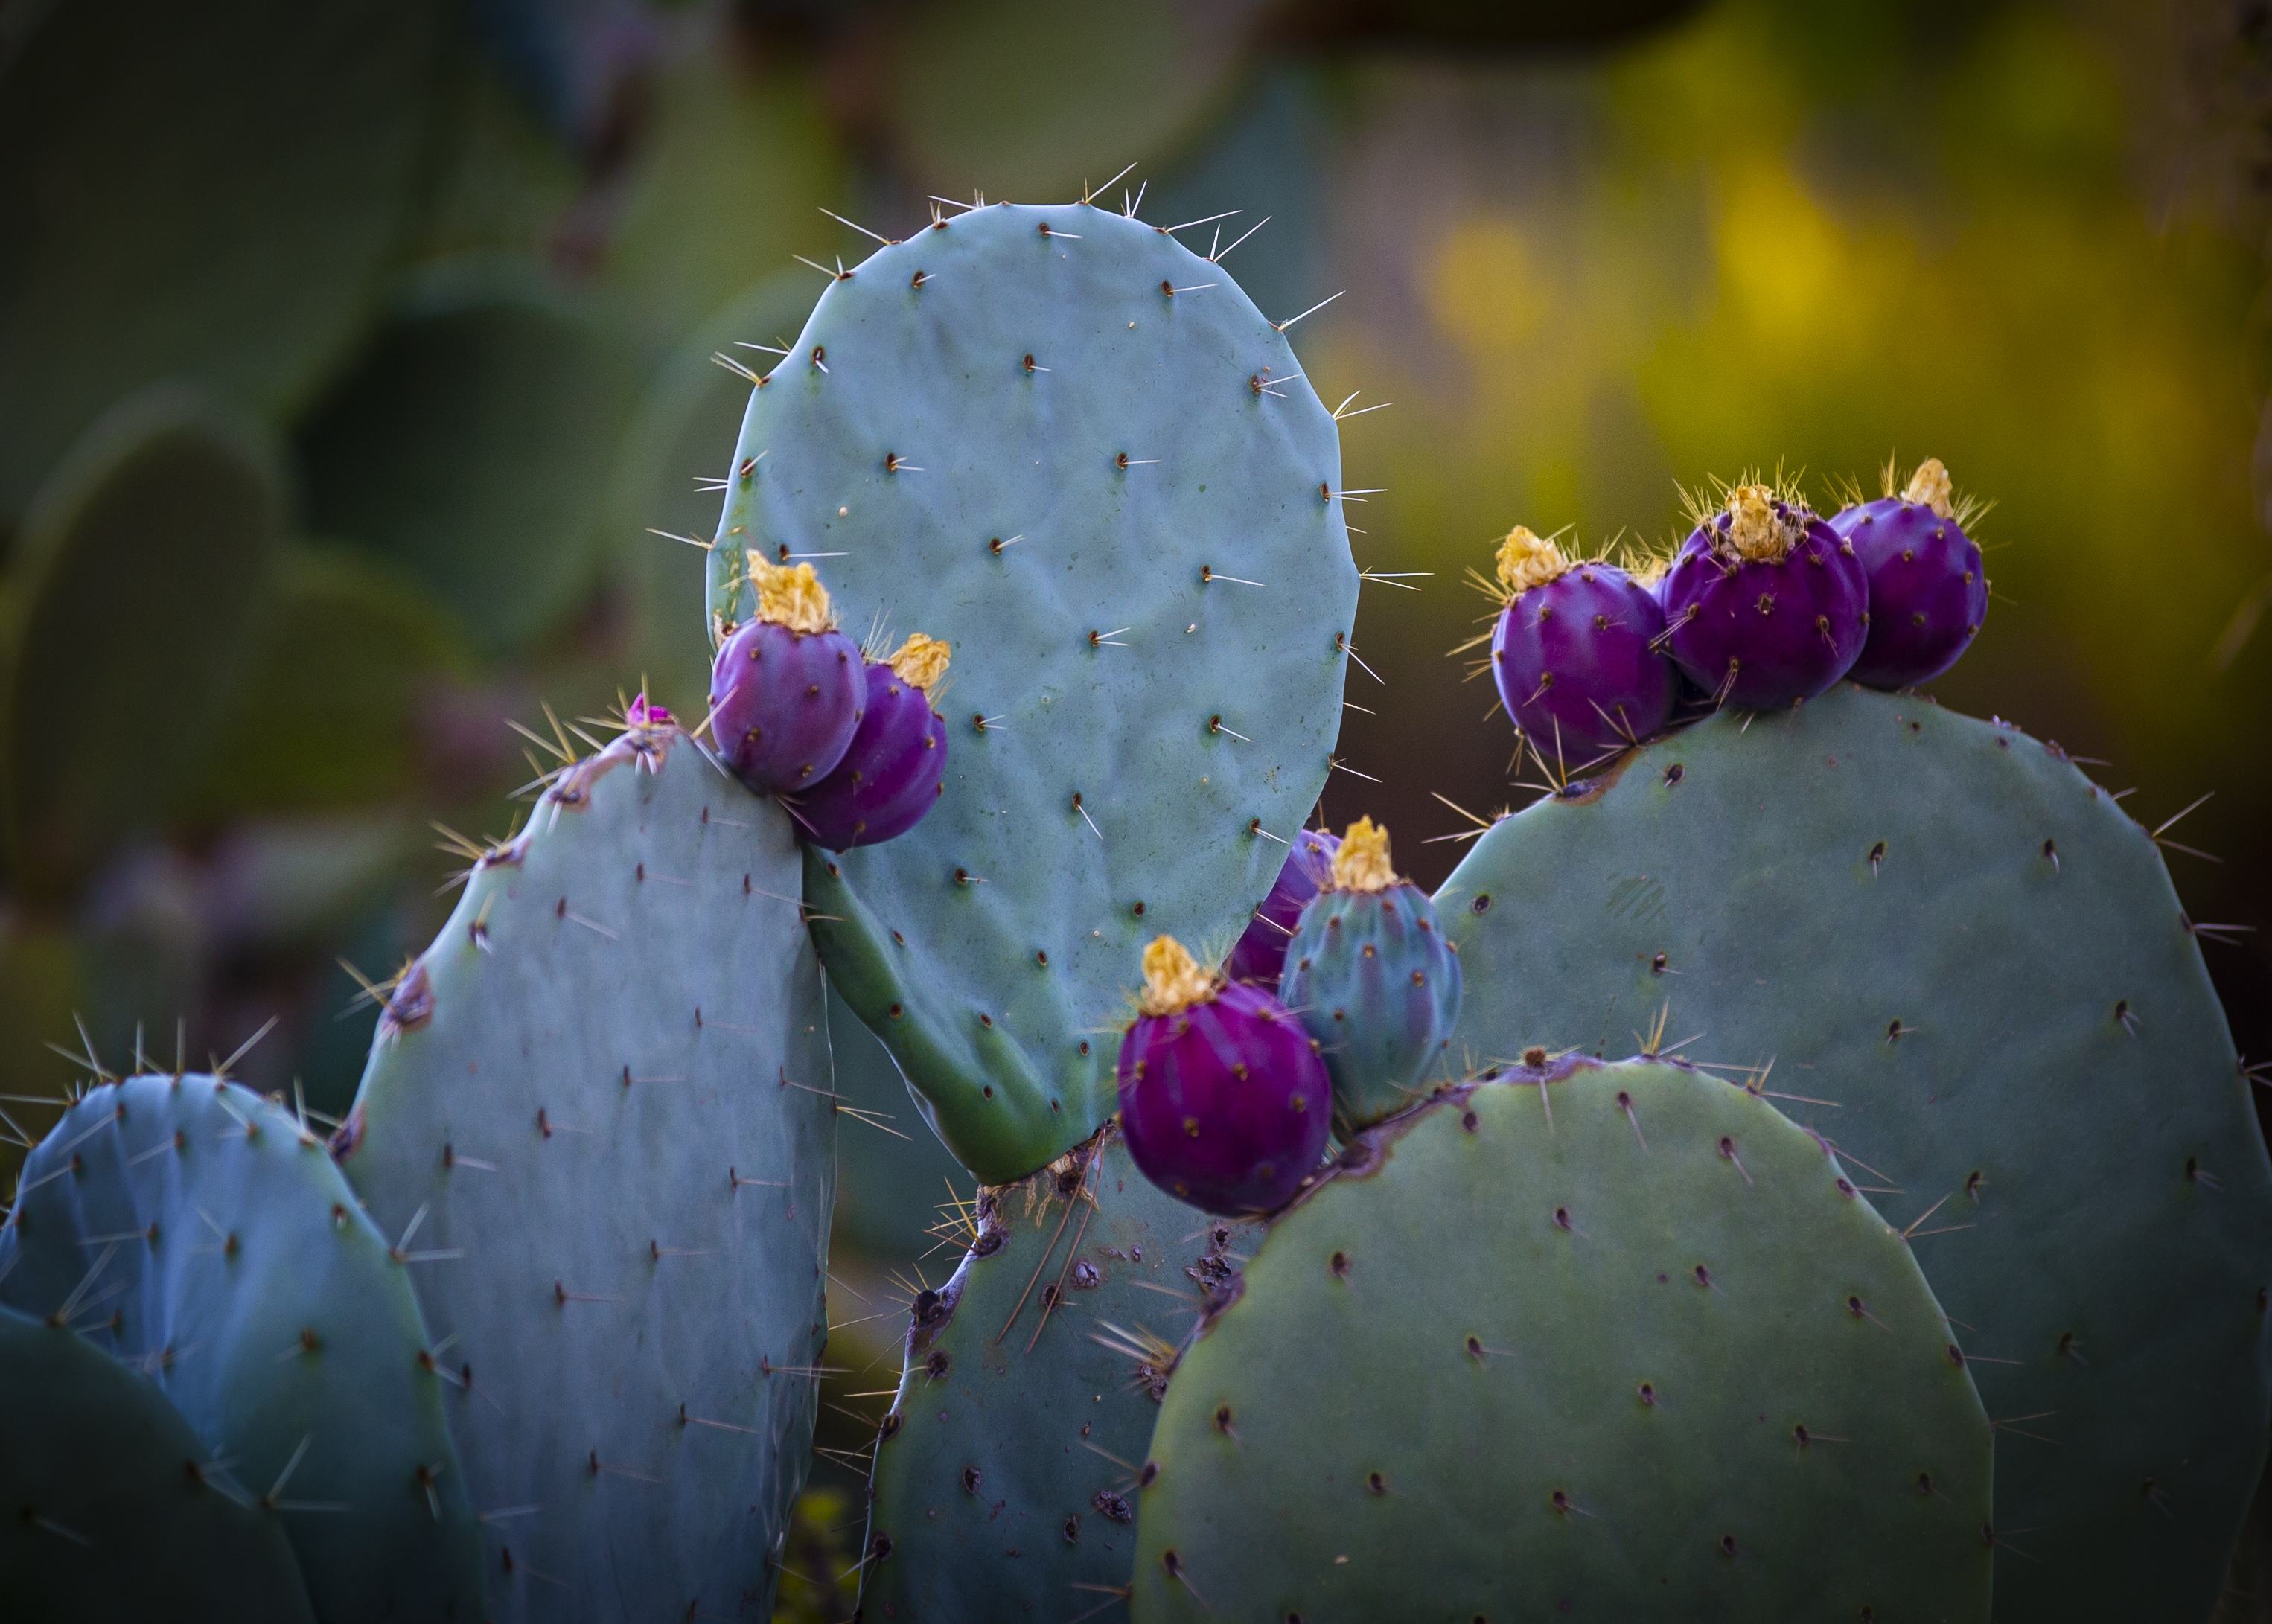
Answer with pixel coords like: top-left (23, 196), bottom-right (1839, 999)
top-left (0, 1303), bottom-right (317, 1622)
top-left (1132, 1058), bottom-right (1994, 1623)
top-left (0, 0), bottom-right (444, 519)
top-left (712, 199), bottom-right (1357, 1181)
top-left (0, 1074), bottom-right (482, 1620)
top-left (860, 1127), bottom-right (1254, 1620)
top-left (1437, 683), bottom-right (2272, 1621)
top-left (2, 385), bottom-right (280, 899)
top-left (336, 720), bottom-right (835, 1623)
top-left (298, 268), bottom-right (636, 658)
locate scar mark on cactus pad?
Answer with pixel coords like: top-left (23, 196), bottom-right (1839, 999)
top-left (1605, 875), bottom-right (1668, 926)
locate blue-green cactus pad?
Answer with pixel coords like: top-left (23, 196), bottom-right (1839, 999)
top-left (0, 1074), bottom-right (482, 1620)
top-left (860, 1127), bottom-right (1254, 1620)
top-left (1133, 1057), bottom-right (1994, 1623)
top-left (710, 199), bottom-right (1359, 1182)
top-left (338, 722), bottom-right (835, 1623)
top-left (0, 1302), bottom-right (316, 1621)
top-left (1437, 684), bottom-right (2272, 1621)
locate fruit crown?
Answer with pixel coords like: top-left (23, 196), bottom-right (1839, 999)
top-left (1330, 816), bottom-right (1398, 892)
top-left (1494, 525), bottom-right (1571, 598)
top-left (751, 559), bottom-right (834, 633)
top-left (1139, 935), bottom-right (1218, 1018)
top-left (1721, 484), bottom-right (1803, 563)
top-left (1901, 456), bottom-right (1954, 519)
top-left (887, 633), bottom-right (951, 691)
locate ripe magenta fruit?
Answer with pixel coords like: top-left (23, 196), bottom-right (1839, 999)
top-left (709, 561), bottom-right (864, 795)
top-left (1118, 936), bottom-right (1331, 1215)
top-left (1660, 484), bottom-right (1868, 709)
top-left (791, 634), bottom-right (951, 851)
top-left (1487, 526), bottom-right (1677, 758)
top-left (1826, 457), bottom-right (1988, 689)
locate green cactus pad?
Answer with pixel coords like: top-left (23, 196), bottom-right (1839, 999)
top-left (715, 199), bottom-right (1359, 1182)
top-left (826, 991), bottom-right (969, 1262)
top-left (0, 1074), bottom-right (483, 1621)
top-left (0, 1303), bottom-right (316, 1622)
top-left (298, 266), bottom-right (638, 659)
top-left (1, 384), bottom-right (281, 898)
top-left (861, 1127), bottom-right (1254, 1620)
top-left (1436, 684), bottom-right (2272, 1621)
top-left (1132, 1057), bottom-right (1994, 1623)
top-left (0, 0), bottom-right (445, 520)
top-left (184, 543), bottom-right (470, 820)
top-left (337, 720), bottom-right (835, 1623)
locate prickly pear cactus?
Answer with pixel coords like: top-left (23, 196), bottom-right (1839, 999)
top-left (859, 1126), bottom-right (1254, 1620)
top-left (0, 1074), bottom-right (482, 1620)
top-left (0, 1302), bottom-right (316, 1622)
top-left (1437, 683), bottom-right (2272, 1622)
top-left (1132, 1057), bottom-right (1994, 1623)
top-left (711, 199), bottom-right (1359, 1182)
top-left (336, 719), bottom-right (835, 1622)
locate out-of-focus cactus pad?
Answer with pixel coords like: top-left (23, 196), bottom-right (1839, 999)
top-left (0, 0), bottom-right (445, 519)
top-left (0, 1302), bottom-right (318, 1622)
top-left (2, 386), bottom-right (280, 898)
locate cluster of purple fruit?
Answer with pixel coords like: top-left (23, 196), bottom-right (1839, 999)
top-left (1118, 817), bottom-right (1458, 1214)
top-left (707, 559), bottom-right (951, 851)
top-left (1485, 457), bottom-right (1988, 757)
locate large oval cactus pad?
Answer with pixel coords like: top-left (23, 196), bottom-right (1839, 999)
top-left (338, 723), bottom-right (835, 1623)
top-left (1437, 684), bottom-right (2272, 1621)
top-left (0, 1075), bottom-right (482, 1620)
top-left (715, 200), bottom-right (1358, 1181)
top-left (0, 1304), bottom-right (316, 1620)
top-left (2, 386), bottom-right (280, 898)
top-left (1132, 1058), bottom-right (1994, 1622)
top-left (860, 1127), bottom-right (1252, 1619)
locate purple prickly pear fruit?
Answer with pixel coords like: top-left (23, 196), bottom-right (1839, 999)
top-left (790, 634), bottom-right (952, 851)
top-left (1825, 457), bottom-right (1988, 689)
top-left (1224, 828), bottom-right (1341, 986)
top-left (1486, 526), bottom-right (1678, 758)
top-left (1117, 936), bottom-right (1331, 1216)
top-left (1661, 483), bottom-right (1868, 709)
top-left (625, 694), bottom-right (671, 729)
top-left (709, 561), bottom-right (864, 794)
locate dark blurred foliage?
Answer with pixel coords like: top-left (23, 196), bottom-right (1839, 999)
top-left (7, 1), bottom-right (2272, 1599)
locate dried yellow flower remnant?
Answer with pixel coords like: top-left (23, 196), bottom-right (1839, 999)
top-left (1722, 484), bottom-right (1794, 563)
top-left (1627, 551), bottom-right (1671, 591)
top-left (750, 559), bottom-right (834, 633)
top-left (1331, 816), bottom-right (1398, 893)
top-left (888, 633), bottom-right (951, 691)
top-left (1494, 525), bottom-right (1570, 598)
top-left (1139, 935), bottom-right (1217, 1017)
top-left (1902, 457), bottom-right (1954, 519)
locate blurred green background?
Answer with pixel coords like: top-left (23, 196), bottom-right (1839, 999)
top-left (7, 0), bottom-right (2272, 1607)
